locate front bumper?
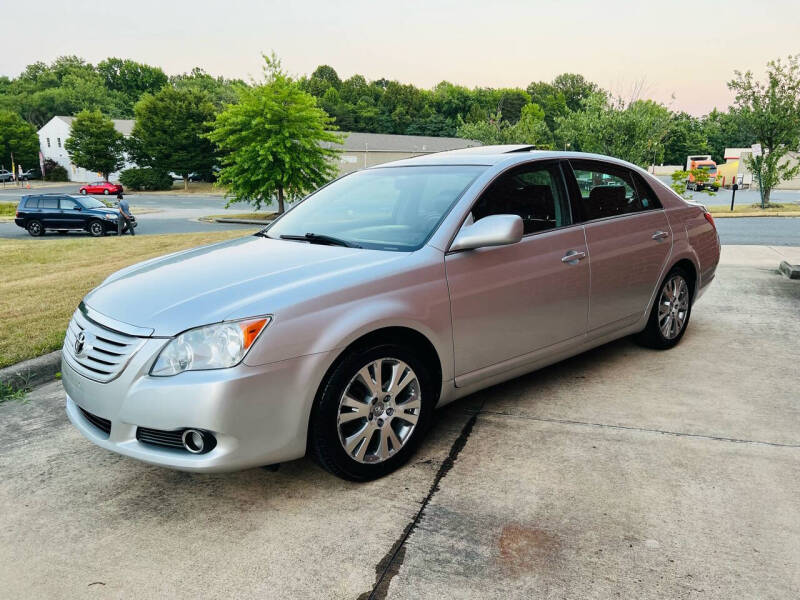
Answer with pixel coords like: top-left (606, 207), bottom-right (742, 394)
top-left (62, 340), bottom-right (335, 472)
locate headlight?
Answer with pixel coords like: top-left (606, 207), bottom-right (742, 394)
top-left (104, 213), bottom-right (116, 220)
top-left (150, 316), bottom-right (271, 376)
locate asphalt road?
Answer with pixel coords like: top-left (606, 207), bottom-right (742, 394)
top-left (1, 183), bottom-right (799, 245)
top-left (2, 245), bottom-right (799, 599)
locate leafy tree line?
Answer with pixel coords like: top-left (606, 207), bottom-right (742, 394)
top-left (2, 53), bottom-right (798, 207)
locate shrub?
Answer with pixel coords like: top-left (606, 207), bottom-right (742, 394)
top-left (119, 167), bottom-right (173, 191)
top-left (42, 159), bottom-right (68, 181)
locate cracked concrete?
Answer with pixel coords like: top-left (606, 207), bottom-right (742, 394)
top-left (0, 245), bottom-right (798, 599)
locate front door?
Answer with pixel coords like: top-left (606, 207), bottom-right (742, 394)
top-left (567, 160), bottom-right (672, 333)
top-left (446, 161), bottom-right (590, 380)
top-left (58, 196), bottom-right (84, 229)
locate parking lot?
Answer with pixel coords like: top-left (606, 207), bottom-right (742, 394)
top-left (1, 245), bottom-right (798, 599)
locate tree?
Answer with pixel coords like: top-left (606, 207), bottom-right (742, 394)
top-left (556, 94), bottom-right (671, 166)
top-left (728, 55), bottom-right (800, 207)
top-left (457, 104), bottom-right (551, 147)
top-left (97, 58), bottom-right (168, 114)
top-left (0, 110), bottom-right (39, 174)
top-left (170, 68), bottom-right (243, 110)
top-left (662, 112), bottom-right (709, 165)
top-left (64, 109), bottom-right (124, 180)
top-left (129, 87), bottom-right (217, 189)
top-left (551, 73), bottom-right (599, 112)
top-left (207, 54), bottom-right (342, 213)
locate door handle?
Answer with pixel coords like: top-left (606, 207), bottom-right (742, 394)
top-left (652, 230), bottom-right (669, 240)
top-left (561, 250), bottom-right (587, 264)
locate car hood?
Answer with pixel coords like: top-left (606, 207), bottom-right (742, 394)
top-left (84, 235), bottom-right (407, 336)
top-left (89, 207), bottom-right (119, 216)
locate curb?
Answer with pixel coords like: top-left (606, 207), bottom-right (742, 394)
top-left (211, 218), bottom-right (274, 225)
top-left (0, 350), bottom-right (62, 390)
top-left (779, 261), bottom-right (800, 280)
top-left (711, 213), bottom-right (800, 218)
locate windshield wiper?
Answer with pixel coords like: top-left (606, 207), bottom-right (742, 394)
top-left (279, 233), bottom-right (361, 248)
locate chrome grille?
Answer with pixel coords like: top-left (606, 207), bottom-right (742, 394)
top-left (63, 309), bottom-right (146, 383)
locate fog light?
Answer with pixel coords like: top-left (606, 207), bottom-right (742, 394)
top-left (182, 429), bottom-right (207, 454)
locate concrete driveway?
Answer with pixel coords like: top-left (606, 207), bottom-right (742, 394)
top-left (1, 246), bottom-right (798, 599)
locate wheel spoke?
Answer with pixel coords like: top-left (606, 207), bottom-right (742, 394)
top-left (396, 409), bottom-right (419, 426)
top-left (357, 365), bottom-right (380, 398)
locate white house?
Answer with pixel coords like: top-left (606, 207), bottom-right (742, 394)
top-left (38, 116), bottom-right (135, 182)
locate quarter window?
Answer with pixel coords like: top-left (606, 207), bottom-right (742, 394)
top-left (471, 162), bottom-right (570, 235)
top-left (569, 161), bottom-right (662, 220)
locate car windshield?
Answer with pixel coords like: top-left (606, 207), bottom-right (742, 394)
top-left (265, 165), bottom-right (485, 251)
top-left (81, 198), bottom-right (107, 209)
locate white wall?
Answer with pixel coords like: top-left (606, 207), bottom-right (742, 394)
top-left (38, 117), bottom-right (134, 182)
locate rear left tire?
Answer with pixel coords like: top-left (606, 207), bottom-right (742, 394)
top-left (635, 267), bottom-right (693, 350)
top-left (27, 220), bottom-right (44, 237)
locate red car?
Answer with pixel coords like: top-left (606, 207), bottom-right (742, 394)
top-left (79, 181), bottom-right (124, 196)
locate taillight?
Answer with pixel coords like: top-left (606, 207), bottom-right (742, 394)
top-left (703, 211), bottom-right (716, 229)
top-left (15, 211), bottom-right (20, 218)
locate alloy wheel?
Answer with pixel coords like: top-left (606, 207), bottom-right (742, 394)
top-left (337, 358), bottom-right (422, 464)
top-left (657, 275), bottom-right (690, 339)
top-left (90, 222), bottom-right (104, 236)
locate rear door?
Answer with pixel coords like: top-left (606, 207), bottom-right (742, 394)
top-left (566, 160), bottom-right (671, 334)
top-left (38, 196), bottom-right (60, 228)
top-left (446, 160), bottom-right (590, 381)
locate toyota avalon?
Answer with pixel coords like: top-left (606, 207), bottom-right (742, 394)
top-left (62, 147), bottom-right (720, 481)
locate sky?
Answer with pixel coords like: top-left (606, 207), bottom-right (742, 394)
top-left (1, 0), bottom-right (798, 115)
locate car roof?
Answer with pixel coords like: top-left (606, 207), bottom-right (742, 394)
top-left (373, 146), bottom-right (647, 174)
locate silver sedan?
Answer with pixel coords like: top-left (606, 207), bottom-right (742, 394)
top-left (61, 147), bottom-right (720, 480)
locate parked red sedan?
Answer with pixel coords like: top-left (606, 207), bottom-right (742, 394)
top-left (79, 181), bottom-right (123, 196)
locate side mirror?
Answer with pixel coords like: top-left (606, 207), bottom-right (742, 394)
top-left (449, 214), bottom-right (524, 252)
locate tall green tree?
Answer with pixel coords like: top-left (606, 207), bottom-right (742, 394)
top-left (556, 94), bottom-right (671, 166)
top-left (207, 54), bottom-right (342, 213)
top-left (0, 110), bottom-right (39, 173)
top-left (97, 58), bottom-right (168, 114)
top-left (64, 109), bottom-right (124, 180)
top-left (129, 87), bottom-right (217, 189)
top-left (728, 55), bottom-right (800, 207)
top-left (457, 104), bottom-right (551, 147)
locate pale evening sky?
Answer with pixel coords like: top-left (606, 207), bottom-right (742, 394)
top-left (1, 0), bottom-right (797, 116)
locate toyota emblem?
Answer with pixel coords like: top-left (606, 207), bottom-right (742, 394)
top-left (74, 331), bottom-right (86, 356)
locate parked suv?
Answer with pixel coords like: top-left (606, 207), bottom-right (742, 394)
top-left (14, 194), bottom-right (125, 237)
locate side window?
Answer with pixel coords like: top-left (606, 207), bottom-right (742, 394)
top-left (570, 161), bottom-right (644, 221)
top-left (61, 198), bottom-right (80, 210)
top-left (471, 163), bottom-right (570, 235)
top-left (24, 197), bottom-right (40, 209)
top-left (632, 173), bottom-right (662, 210)
top-left (40, 197), bottom-right (59, 209)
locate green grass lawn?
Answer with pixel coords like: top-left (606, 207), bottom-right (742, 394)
top-left (200, 212), bottom-right (277, 222)
top-left (0, 201), bottom-right (17, 217)
top-left (707, 202), bottom-right (800, 216)
top-left (0, 229), bottom-right (257, 369)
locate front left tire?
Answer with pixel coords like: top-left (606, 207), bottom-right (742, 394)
top-left (88, 220), bottom-right (106, 237)
top-left (308, 342), bottom-right (435, 481)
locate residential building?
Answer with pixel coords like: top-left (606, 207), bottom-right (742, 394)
top-left (38, 116), bottom-right (135, 182)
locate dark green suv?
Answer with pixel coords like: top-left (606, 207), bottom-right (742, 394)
top-left (14, 194), bottom-right (127, 237)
